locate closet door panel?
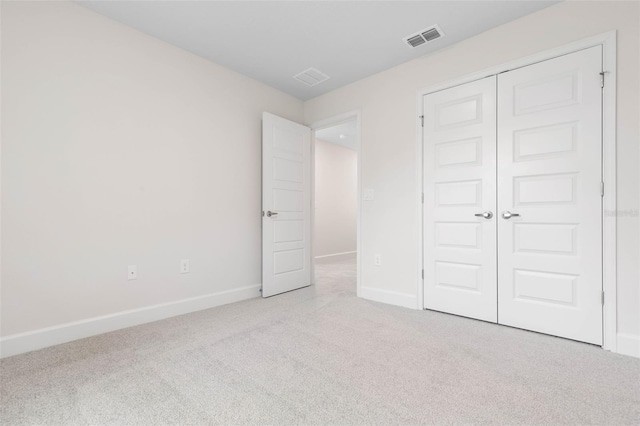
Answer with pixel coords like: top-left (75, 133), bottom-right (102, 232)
top-left (423, 76), bottom-right (498, 323)
top-left (497, 46), bottom-right (603, 344)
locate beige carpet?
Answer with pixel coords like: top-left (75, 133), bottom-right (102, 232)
top-left (1, 258), bottom-right (639, 425)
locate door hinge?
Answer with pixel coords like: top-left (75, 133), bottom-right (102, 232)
top-left (419, 115), bottom-right (424, 127)
top-left (421, 269), bottom-right (424, 280)
top-left (601, 291), bottom-right (605, 305)
top-left (421, 193), bottom-right (424, 204)
top-left (600, 71), bottom-right (608, 88)
top-left (601, 182), bottom-right (605, 197)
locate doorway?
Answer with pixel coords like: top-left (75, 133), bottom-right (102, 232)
top-left (261, 111), bottom-right (360, 299)
top-left (311, 112), bottom-right (361, 295)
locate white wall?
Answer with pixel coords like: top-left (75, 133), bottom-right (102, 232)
top-left (2, 0), bottom-right (638, 358)
top-left (304, 1), bottom-right (640, 356)
top-left (0, 1), bottom-right (303, 345)
top-left (314, 138), bottom-right (357, 260)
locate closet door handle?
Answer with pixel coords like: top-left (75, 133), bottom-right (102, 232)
top-left (474, 211), bottom-right (493, 219)
top-left (501, 211), bottom-right (520, 220)
top-left (266, 211), bottom-right (278, 217)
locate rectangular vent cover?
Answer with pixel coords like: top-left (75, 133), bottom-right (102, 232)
top-left (403, 25), bottom-right (444, 48)
top-left (293, 67), bottom-right (330, 87)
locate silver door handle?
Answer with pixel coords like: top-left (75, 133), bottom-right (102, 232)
top-left (501, 211), bottom-right (520, 219)
top-left (474, 211), bottom-right (493, 219)
top-left (266, 211), bottom-right (278, 217)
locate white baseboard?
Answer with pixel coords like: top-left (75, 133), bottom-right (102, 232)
top-left (360, 286), bottom-right (418, 310)
top-left (0, 284), bottom-right (261, 359)
top-left (616, 333), bottom-right (640, 358)
top-left (314, 250), bottom-right (357, 263)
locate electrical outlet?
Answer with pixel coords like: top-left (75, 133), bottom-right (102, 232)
top-left (374, 254), bottom-right (382, 266)
top-left (127, 265), bottom-right (137, 280)
top-left (363, 188), bottom-right (375, 201)
top-left (180, 259), bottom-right (190, 274)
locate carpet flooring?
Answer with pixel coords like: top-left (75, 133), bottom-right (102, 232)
top-left (1, 258), bottom-right (639, 425)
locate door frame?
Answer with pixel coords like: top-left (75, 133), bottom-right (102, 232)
top-left (416, 31), bottom-right (617, 351)
top-left (309, 110), bottom-right (362, 296)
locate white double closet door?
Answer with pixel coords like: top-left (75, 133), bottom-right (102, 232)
top-left (423, 46), bottom-right (603, 345)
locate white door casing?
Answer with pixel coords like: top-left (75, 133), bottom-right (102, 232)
top-left (423, 76), bottom-right (498, 323)
top-left (262, 113), bottom-right (311, 297)
top-left (496, 46), bottom-right (603, 344)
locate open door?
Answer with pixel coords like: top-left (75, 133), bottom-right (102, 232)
top-left (262, 112), bottom-right (312, 297)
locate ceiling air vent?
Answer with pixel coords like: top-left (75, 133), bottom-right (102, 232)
top-left (403, 25), bottom-right (445, 48)
top-left (406, 34), bottom-right (426, 48)
top-left (293, 67), bottom-right (330, 87)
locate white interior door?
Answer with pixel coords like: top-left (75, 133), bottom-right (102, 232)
top-left (423, 76), bottom-right (498, 323)
top-left (262, 112), bottom-right (311, 297)
top-left (496, 46), bottom-right (603, 344)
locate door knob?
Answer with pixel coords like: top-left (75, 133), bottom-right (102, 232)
top-left (474, 211), bottom-right (493, 219)
top-left (501, 211), bottom-right (520, 220)
top-left (266, 211), bottom-right (278, 217)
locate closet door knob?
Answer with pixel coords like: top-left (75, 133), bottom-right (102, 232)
top-left (266, 211), bottom-right (278, 217)
top-left (474, 211), bottom-right (494, 219)
top-left (501, 211), bottom-right (520, 220)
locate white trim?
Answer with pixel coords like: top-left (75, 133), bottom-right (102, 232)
top-left (0, 3), bottom-right (3, 340)
top-left (309, 122), bottom-right (317, 285)
top-left (617, 333), bottom-right (640, 358)
top-left (416, 32), bottom-right (617, 98)
top-left (360, 286), bottom-right (418, 310)
top-left (309, 110), bottom-right (362, 298)
top-left (416, 31), bottom-right (617, 351)
top-left (314, 250), bottom-right (358, 260)
top-left (416, 83), bottom-right (425, 310)
top-left (601, 34), bottom-right (617, 352)
top-left (0, 284), bottom-right (261, 359)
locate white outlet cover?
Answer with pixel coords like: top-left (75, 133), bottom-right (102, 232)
top-left (181, 259), bottom-right (190, 274)
top-left (127, 265), bottom-right (137, 280)
top-left (363, 188), bottom-right (374, 201)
